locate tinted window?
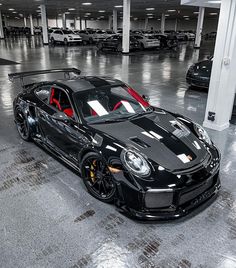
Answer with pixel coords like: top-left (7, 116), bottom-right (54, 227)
top-left (63, 30), bottom-right (73, 34)
top-left (35, 86), bottom-right (51, 103)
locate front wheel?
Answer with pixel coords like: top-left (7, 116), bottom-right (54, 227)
top-left (97, 42), bottom-right (103, 50)
top-left (81, 152), bottom-right (116, 203)
top-left (14, 107), bottom-right (31, 141)
top-left (64, 38), bottom-right (68, 46)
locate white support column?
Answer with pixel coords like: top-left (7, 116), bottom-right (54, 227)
top-left (174, 18), bottom-right (178, 32)
top-left (108, 15), bottom-right (112, 29)
top-left (56, 16), bottom-right (58, 27)
top-left (29, 14), bottom-right (34, 36)
top-left (203, 0), bottom-right (236, 131)
top-left (194, 7), bottom-right (205, 48)
top-left (74, 18), bottom-right (77, 29)
top-left (122, 0), bottom-right (131, 53)
top-left (40, 4), bottom-right (49, 45)
top-left (161, 13), bottom-right (165, 34)
top-left (0, 10), bottom-right (4, 39)
top-left (113, 9), bottom-right (118, 33)
top-left (24, 17), bottom-right (27, 27)
top-left (144, 17), bottom-right (148, 30)
top-left (62, 13), bottom-right (66, 29)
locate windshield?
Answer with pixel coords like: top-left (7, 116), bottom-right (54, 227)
top-left (73, 86), bottom-right (151, 124)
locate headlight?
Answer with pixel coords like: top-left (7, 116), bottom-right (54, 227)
top-left (194, 123), bottom-right (212, 145)
top-left (121, 150), bottom-right (151, 177)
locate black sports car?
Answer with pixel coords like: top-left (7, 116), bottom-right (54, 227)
top-left (97, 34), bottom-right (140, 52)
top-left (10, 68), bottom-right (221, 221)
top-left (186, 57), bottom-right (213, 88)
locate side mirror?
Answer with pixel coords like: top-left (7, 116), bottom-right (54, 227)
top-left (52, 111), bottom-right (69, 122)
top-left (142, 95), bottom-right (150, 102)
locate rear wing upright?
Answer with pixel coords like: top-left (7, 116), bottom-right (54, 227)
top-left (8, 68), bottom-right (81, 86)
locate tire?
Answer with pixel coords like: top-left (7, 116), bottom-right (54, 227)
top-left (14, 106), bottom-right (31, 141)
top-left (82, 40), bottom-right (88, 46)
top-left (81, 152), bottom-right (116, 203)
top-left (64, 38), bottom-right (68, 46)
top-left (97, 42), bottom-right (103, 50)
top-left (50, 37), bottom-right (55, 44)
top-left (117, 43), bottom-right (122, 52)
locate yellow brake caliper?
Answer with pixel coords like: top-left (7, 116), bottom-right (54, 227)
top-left (90, 160), bottom-right (97, 183)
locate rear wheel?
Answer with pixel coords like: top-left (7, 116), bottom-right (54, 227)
top-left (81, 152), bottom-right (116, 203)
top-left (117, 43), bottom-right (122, 52)
top-left (14, 107), bottom-right (31, 141)
top-left (50, 37), bottom-right (55, 44)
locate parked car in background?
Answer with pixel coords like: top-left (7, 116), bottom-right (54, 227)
top-left (186, 56), bottom-right (213, 88)
top-left (205, 32), bottom-right (217, 40)
top-left (132, 34), bottom-right (160, 50)
top-left (97, 34), bottom-right (140, 52)
top-left (50, 29), bottom-right (82, 45)
top-left (34, 26), bottom-right (42, 35)
top-left (93, 30), bottom-right (107, 42)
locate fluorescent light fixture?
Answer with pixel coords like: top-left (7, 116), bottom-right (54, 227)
top-left (68, 8), bottom-right (75, 11)
top-left (98, 10), bottom-right (105, 13)
top-left (85, 13), bottom-right (91, 15)
top-left (193, 12), bottom-right (199, 14)
top-left (114, 5), bottom-right (123, 8)
top-left (183, 15), bottom-right (189, 17)
top-left (65, 12), bottom-right (70, 14)
top-left (209, 12), bottom-right (218, 15)
top-left (82, 2), bottom-right (92, 5)
top-left (165, 14), bottom-right (170, 17)
top-left (146, 13), bottom-right (153, 15)
top-left (167, 9), bottom-right (176, 12)
top-left (8, 8), bottom-right (15, 11)
top-left (208, 0), bottom-right (221, 3)
top-left (146, 8), bottom-right (155, 10)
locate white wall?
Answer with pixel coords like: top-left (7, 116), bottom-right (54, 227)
top-left (5, 17), bottom-right (218, 34)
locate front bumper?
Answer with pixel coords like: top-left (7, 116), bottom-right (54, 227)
top-left (121, 172), bottom-right (220, 221)
top-left (186, 74), bottom-right (210, 88)
top-left (114, 147), bottom-right (221, 221)
top-left (68, 39), bottom-right (83, 43)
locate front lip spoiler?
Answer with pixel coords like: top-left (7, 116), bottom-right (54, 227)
top-left (118, 180), bottom-right (221, 222)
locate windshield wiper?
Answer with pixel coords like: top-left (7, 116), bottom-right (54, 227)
top-left (127, 109), bottom-right (153, 120)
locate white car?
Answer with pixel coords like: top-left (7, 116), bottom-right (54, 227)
top-left (133, 34), bottom-right (160, 49)
top-left (50, 29), bottom-right (82, 45)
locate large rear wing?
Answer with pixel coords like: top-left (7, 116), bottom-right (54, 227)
top-left (8, 68), bottom-right (81, 86)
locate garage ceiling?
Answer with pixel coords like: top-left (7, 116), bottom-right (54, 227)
top-left (0, 0), bottom-right (219, 20)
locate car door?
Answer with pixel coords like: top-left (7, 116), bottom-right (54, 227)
top-left (36, 85), bottom-right (89, 163)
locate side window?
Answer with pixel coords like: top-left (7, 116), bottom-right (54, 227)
top-left (35, 85), bottom-right (51, 103)
top-left (49, 87), bottom-right (74, 118)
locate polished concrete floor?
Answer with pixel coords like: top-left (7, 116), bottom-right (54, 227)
top-left (0, 36), bottom-right (236, 268)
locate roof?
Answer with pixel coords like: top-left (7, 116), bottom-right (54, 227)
top-left (56, 76), bottom-right (125, 92)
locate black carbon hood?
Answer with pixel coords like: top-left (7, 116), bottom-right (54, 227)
top-left (92, 110), bottom-right (209, 172)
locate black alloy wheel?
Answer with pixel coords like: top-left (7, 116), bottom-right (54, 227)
top-left (81, 152), bottom-right (116, 203)
top-left (64, 38), bottom-right (68, 46)
top-left (15, 107), bottom-right (31, 141)
top-left (117, 43), bottom-right (122, 52)
top-left (97, 42), bottom-right (103, 50)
